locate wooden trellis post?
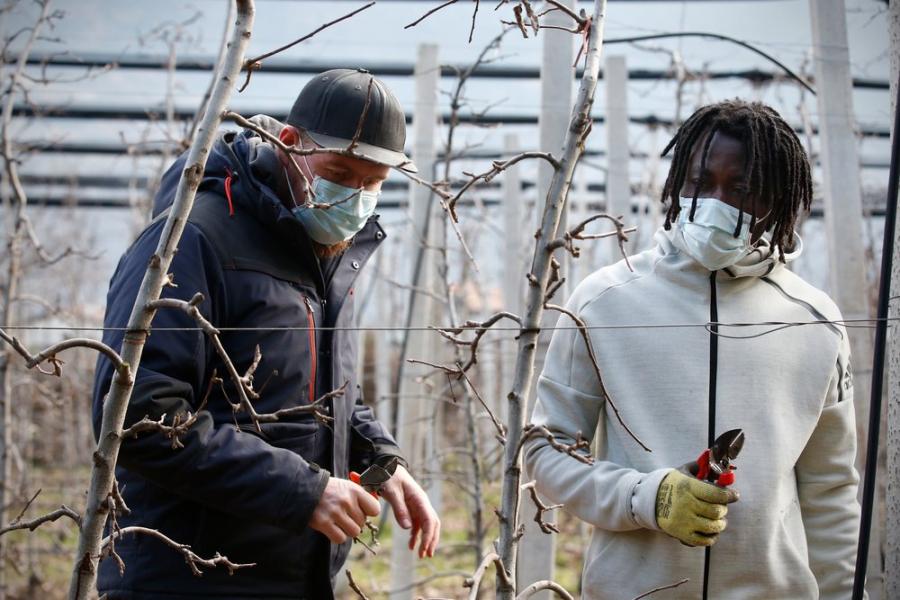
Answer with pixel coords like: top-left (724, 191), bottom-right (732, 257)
top-left (518, 1), bottom-right (576, 595)
top-left (502, 133), bottom-right (525, 423)
top-left (884, 1), bottom-right (899, 597)
top-left (604, 54), bottom-right (631, 263)
top-left (390, 42), bottom-right (440, 600)
top-left (809, 1), bottom-right (879, 597)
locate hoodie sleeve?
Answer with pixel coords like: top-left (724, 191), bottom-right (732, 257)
top-left (795, 331), bottom-right (862, 599)
top-left (92, 221), bottom-right (328, 535)
top-left (523, 303), bottom-right (669, 532)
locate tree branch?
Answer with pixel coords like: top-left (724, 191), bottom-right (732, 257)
top-left (542, 0), bottom-right (585, 26)
top-left (547, 212), bottom-right (634, 263)
top-left (433, 311), bottom-right (523, 373)
top-left (405, 0), bottom-right (460, 30)
top-left (147, 295), bottom-right (337, 429)
top-left (238, 1), bottom-right (376, 92)
top-left (518, 424), bottom-right (593, 466)
top-left (0, 505), bottom-right (81, 538)
top-left (542, 302), bottom-right (650, 452)
top-left (458, 366), bottom-right (507, 443)
top-left (121, 371), bottom-right (219, 448)
top-left (521, 480), bottom-right (562, 534)
top-left (0, 328), bottom-right (129, 379)
top-left (347, 76), bottom-right (374, 153)
top-left (516, 580), bottom-right (575, 600)
top-left (447, 151), bottom-right (561, 222)
top-left (66, 2), bottom-right (256, 595)
top-left (464, 551), bottom-right (514, 599)
top-left (632, 578), bottom-right (690, 599)
top-left (345, 569), bottom-right (372, 600)
top-left (100, 526), bottom-right (255, 576)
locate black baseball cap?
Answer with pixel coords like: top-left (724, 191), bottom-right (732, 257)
top-left (287, 68), bottom-right (416, 173)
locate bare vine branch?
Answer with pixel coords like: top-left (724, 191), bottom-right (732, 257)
top-left (66, 3), bottom-right (257, 595)
top-left (433, 311), bottom-right (523, 372)
top-left (346, 569), bottom-right (372, 600)
top-left (121, 371), bottom-right (219, 448)
top-left (100, 526), bottom-right (255, 576)
top-left (631, 578), bottom-right (690, 599)
top-left (147, 294), bottom-right (337, 429)
top-left (541, 303), bottom-right (650, 452)
top-left (516, 580), bottom-right (575, 600)
top-left (0, 505), bottom-right (81, 538)
top-left (458, 366), bottom-right (507, 443)
top-left (518, 424), bottom-right (593, 466)
top-left (238, 1), bottom-right (376, 92)
top-left (521, 480), bottom-right (562, 534)
top-left (0, 328), bottom-right (129, 379)
top-left (447, 152), bottom-right (561, 222)
top-left (347, 76), bottom-right (374, 153)
top-left (463, 551), bottom-right (513, 599)
top-left (405, 0), bottom-right (460, 31)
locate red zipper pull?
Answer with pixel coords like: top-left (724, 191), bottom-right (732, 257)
top-left (303, 295), bottom-right (317, 403)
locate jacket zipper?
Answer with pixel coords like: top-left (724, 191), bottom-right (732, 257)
top-left (703, 270), bottom-right (719, 600)
top-left (303, 295), bottom-right (317, 403)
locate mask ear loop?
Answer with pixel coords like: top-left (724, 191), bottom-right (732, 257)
top-left (289, 134), bottom-right (317, 209)
top-left (746, 207), bottom-right (775, 254)
top-left (747, 191), bottom-right (758, 234)
top-left (284, 165), bottom-right (301, 209)
top-left (735, 137), bottom-right (753, 238)
top-left (298, 136), bottom-right (316, 177)
top-left (690, 126), bottom-right (718, 222)
top-left (733, 200), bottom-right (745, 238)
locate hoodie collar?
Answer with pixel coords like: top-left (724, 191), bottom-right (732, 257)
top-left (656, 225), bottom-right (803, 279)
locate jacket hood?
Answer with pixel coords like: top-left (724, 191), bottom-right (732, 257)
top-left (656, 224), bottom-right (803, 279)
top-left (152, 115), bottom-right (294, 220)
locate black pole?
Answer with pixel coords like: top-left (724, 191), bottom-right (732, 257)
top-left (852, 73), bottom-right (900, 600)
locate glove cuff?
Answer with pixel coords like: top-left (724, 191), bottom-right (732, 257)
top-left (630, 467), bottom-right (673, 531)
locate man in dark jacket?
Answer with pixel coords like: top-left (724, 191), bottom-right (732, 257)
top-left (92, 69), bottom-right (440, 599)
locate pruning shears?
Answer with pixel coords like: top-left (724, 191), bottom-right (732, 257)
top-left (349, 456), bottom-right (400, 497)
top-left (696, 428), bottom-right (745, 488)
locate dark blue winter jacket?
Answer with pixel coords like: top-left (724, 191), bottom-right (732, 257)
top-left (92, 122), bottom-right (403, 599)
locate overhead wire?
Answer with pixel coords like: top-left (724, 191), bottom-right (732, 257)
top-left (0, 316), bottom-right (896, 336)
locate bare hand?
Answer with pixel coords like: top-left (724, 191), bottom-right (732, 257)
top-left (309, 476), bottom-right (380, 544)
top-left (379, 465), bottom-right (441, 558)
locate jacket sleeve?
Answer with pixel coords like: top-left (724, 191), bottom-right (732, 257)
top-left (795, 331), bottom-right (862, 599)
top-left (92, 221), bottom-right (328, 534)
top-left (349, 391), bottom-right (407, 472)
top-left (523, 303), bottom-right (668, 532)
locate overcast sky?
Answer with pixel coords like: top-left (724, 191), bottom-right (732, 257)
top-left (8, 0), bottom-right (891, 171)
top-left (3, 0), bottom-right (894, 311)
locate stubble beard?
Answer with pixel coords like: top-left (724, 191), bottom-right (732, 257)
top-left (313, 239), bottom-right (352, 258)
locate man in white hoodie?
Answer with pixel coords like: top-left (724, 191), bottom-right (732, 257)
top-left (524, 99), bottom-right (862, 599)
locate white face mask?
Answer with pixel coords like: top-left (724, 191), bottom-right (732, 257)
top-left (676, 196), bottom-right (757, 271)
top-left (284, 139), bottom-right (379, 245)
top-left (284, 166), bottom-right (378, 245)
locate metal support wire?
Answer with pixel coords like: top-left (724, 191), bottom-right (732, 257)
top-left (853, 72), bottom-right (900, 600)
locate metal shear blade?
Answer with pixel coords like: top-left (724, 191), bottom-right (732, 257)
top-left (712, 428), bottom-right (745, 466)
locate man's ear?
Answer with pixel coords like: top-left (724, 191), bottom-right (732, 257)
top-left (279, 125), bottom-right (300, 147)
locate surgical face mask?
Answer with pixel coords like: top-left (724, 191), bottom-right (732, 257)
top-left (676, 196), bottom-right (759, 271)
top-left (284, 146), bottom-right (379, 245)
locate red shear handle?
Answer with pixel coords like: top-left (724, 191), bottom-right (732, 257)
top-left (695, 449), bottom-right (736, 487)
top-left (350, 471), bottom-right (379, 498)
top-left (696, 449), bottom-right (712, 481)
top-left (717, 471), bottom-right (735, 486)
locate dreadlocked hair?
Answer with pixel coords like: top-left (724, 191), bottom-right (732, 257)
top-left (659, 99), bottom-right (813, 262)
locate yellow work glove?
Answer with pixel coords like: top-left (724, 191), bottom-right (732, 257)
top-left (655, 469), bottom-right (739, 547)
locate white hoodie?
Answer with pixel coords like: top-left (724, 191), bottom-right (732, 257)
top-left (524, 226), bottom-right (862, 599)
